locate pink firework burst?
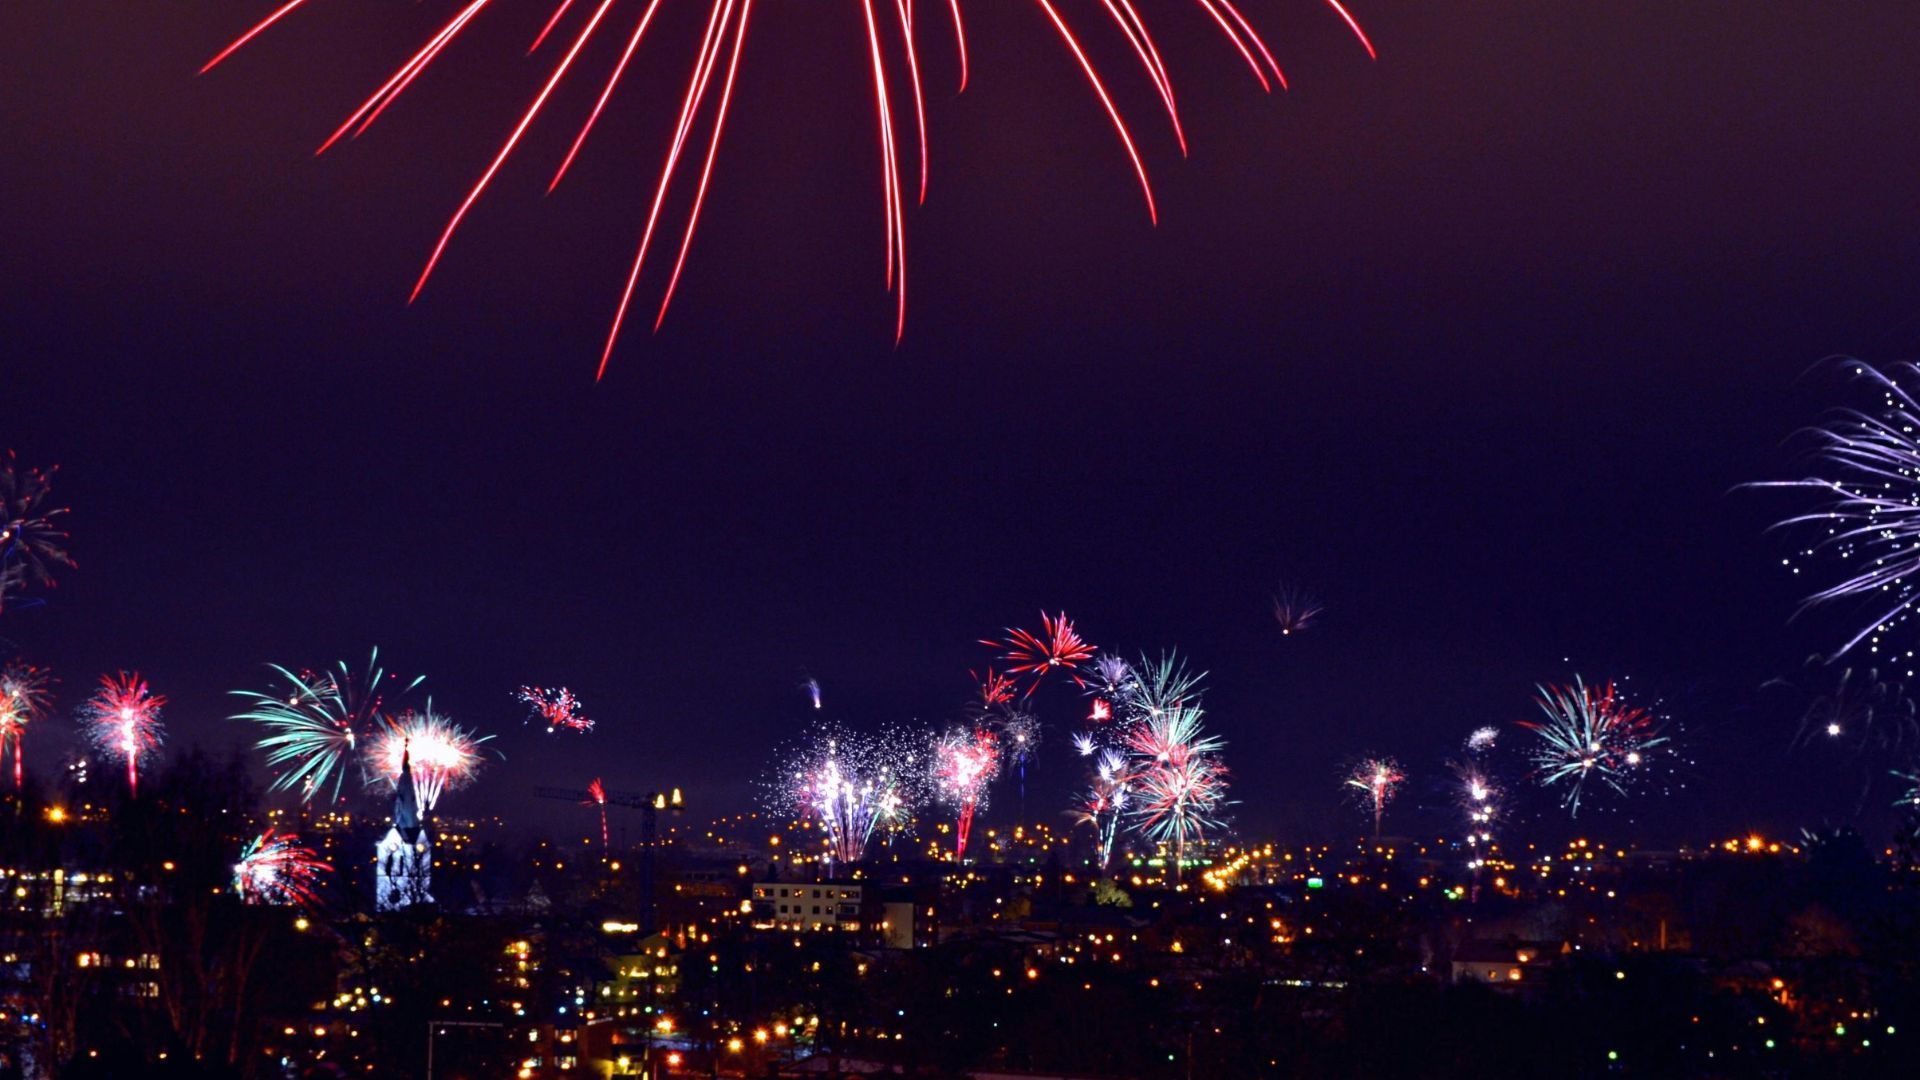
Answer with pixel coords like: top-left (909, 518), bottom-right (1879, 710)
top-left (989, 611), bottom-right (1097, 690)
top-left (199, 1), bottom-right (1375, 375)
top-left (233, 828), bottom-right (333, 907)
top-left (933, 726), bottom-right (1000, 860)
top-left (0, 660), bottom-right (53, 789)
top-left (1343, 756), bottom-right (1403, 841)
top-left (518, 685), bottom-right (592, 733)
top-left (78, 672), bottom-right (166, 797)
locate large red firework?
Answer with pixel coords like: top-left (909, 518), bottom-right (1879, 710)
top-left (77, 672), bottom-right (167, 797)
top-left (200, 2), bottom-right (1374, 375)
top-left (988, 611), bottom-right (1097, 689)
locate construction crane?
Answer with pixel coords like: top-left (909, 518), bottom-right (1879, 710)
top-left (535, 783), bottom-right (684, 933)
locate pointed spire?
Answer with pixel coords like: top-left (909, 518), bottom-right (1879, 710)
top-left (393, 740), bottom-right (420, 833)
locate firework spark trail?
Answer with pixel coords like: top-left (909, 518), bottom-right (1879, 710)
top-left (1271, 584), bottom-right (1324, 636)
top-left (933, 725), bottom-right (999, 860)
top-left (518, 685), bottom-right (592, 733)
top-left (1521, 677), bottom-right (1668, 816)
top-left (1, 451), bottom-right (76, 616)
top-left (365, 706), bottom-right (493, 811)
top-left (1752, 362), bottom-right (1920, 662)
top-left (78, 672), bottom-right (166, 797)
top-left (587, 777), bottom-right (611, 851)
top-left (201, 2), bottom-right (1376, 373)
top-left (231, 650), bottom-right (423, 803)
top-left (0, 660), bottom-right (52, 789)
top-left (1343, 756), bottom-right (1402, 841)
top-left (804, 676), bottom-right (823, 710)
top-left (234, 828), bottom-right (333, 907)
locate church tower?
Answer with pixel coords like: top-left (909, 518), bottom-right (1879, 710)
top-left (375, 745), bottom-right (433, 910)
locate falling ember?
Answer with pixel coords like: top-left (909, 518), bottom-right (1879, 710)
top-left (518, 685), bottom-right (592, 733)
top-left (198, 2), bottom-right (1377, 374)
top-left (77, 672), bottom-right (166, 797)
top-left (234, 828), bottom-right (333, 907)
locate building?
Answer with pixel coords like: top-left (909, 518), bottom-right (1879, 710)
top-left (374, 749), bottom-right (432, 910)
top-left (750, 881), bottom-right (866, 932)
top-left (1450, 939), bottom-right (1565, 986)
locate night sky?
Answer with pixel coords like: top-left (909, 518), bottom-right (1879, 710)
top-left (6, 2), bottom-right (1920, 844)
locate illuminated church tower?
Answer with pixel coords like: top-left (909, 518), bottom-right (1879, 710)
top-left (375, 746), bottom-right (433, 910)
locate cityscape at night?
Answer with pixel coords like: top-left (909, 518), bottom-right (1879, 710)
top-left (7, 2), bottom-right (1920, 1077)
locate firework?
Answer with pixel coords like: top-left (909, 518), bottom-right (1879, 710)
top-left (0, 660), bottom-right (52, 788)
top-left (233, 828), bottom-right (332, 907)
top-left (775, 725), bottom-right (920, 867)
top-left (586, 777), bottom-right (611, 851)
top-left (77, 672), bottom-right (166, 796)
top-left (933, 725), bottom-right (1000, 860)
top-left (1450, 757), bottom-right (1499, 897)
top-left (1770, 657), bottom-right (1918, 754)
top-left (0, 450), bottom-right (76, 614)
top-left (1464, 726), bottom-right (1500, 753)
top-left (1343, 757), bottom-right (1403, 841)
top-left (1520, 677), bottom-right (1669, 816)
top-left (230, 649), bottom-right (424, 803)
top-left (971, 668), bottom-right (1018, 712)
top-left (1132, 743), bottom-right (1227, 871)
top-left (1125, 703), bottom-right (1222, 763)
top-left (1072, 731), bottom-right (1098, 757)
top-left (1129, 652), bottom-right (1206, 720)
top-left (200, 2), bottom-right (1375, 374)
top-left (1073, 747), bottom-right (1133, 874)
top-left (1271, 584), bottom-right (1324, 636)
top-left (518, 685), bottom-right (592, 733)
top-left (990, 612), bottom-right (1096, 690)
top-left (1751, 361), bottom-right (1920, 662)
top-left (365, 706), bottom-right (492, 812)
top-left (804, 676), bottom-right (823, 710)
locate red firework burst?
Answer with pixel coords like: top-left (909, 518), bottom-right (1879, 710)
top-left (234, 828), bottom-right (333, 907)
top-left (77, 672), bottom-right (166, 797)
top-left (200, 2), bottom-right (1375, 375)
top-left (972, 668), bottom-right (1017, 710)
top-left (518, 685), bottom-right (592, 733)
top-left (934, 726), bottom-right (1000, 860)
top-left (988, 611), bottom-right (1097, 688)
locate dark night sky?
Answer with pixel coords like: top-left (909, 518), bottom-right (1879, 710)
top-left (6, 2), bottom-right (1920, 845)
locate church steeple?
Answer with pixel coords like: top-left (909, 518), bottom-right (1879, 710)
top-left (393, 742), bottom-right (421, 835)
